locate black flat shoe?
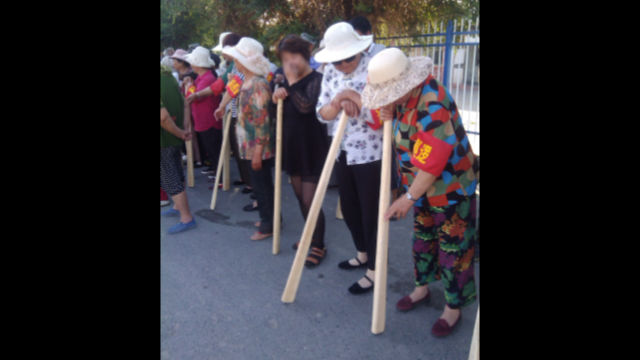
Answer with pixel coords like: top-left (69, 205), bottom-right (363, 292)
top-left (348, 274), bottom-right (374, 295)
top-left (243, 203), bottom-right (259, 212)
top-left (233, 180), bottom-right (245, 185)
top-left (242, 187), bottom-right (253, 194)
top-left (338, 257), bottom-right (368, 270)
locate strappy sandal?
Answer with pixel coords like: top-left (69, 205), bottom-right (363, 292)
top-left (338, 257), bottom-right (368, 270)
top-left (348, 274), bottom-right (374, 294)
top-left (305, 247), bottom-right (327, 268)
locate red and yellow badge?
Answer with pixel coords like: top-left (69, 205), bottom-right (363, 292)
top-left (366, 108), bottom-right (383, 130)
top-left (413, 138), bottom-right (433, 165)
top-left (226, 74), bottom-right (243, 98)
top-left (187, 85), bottom-right (196, 95)
top-left (266, 72), bottom-right (274, 82)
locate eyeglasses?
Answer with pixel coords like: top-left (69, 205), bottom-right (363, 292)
top-left (332, 55), bottom-right (357, 66)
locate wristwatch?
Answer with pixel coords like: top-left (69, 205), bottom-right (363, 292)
top-left (405, 191), bottom-right (417, 202)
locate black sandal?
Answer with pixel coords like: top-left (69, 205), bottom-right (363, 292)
top-left (305, 247), bottom-right (327, 268)
top-left (348, 274), bottom-right (374, 295)
top-left (338, 257), bottom-right (368, 270)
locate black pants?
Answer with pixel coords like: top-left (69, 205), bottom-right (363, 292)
top-left (196, 126), bottom-right (222, 170)
top-left (335, 151), bottom-right (381, 271)
top-left (229, 117), bottom-right (252, 186)
top-left (249, 157), bottom-right (274, 234)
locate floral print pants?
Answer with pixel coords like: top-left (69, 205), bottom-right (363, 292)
top-left (412, 195), bottom-right (477, 309)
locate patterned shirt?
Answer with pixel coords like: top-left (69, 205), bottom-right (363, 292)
top-left (315, 53), bottom-right (383, 165)
top-left (236, 76), bottom-right (273, 160)
top-left (223, 61), bottom-right (245, 118)
top-left (393, 74), bottom-right (479, 207)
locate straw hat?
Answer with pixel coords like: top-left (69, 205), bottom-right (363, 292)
top-left (313, 22), bottom-right (372, 63)
top-left (185, 46), bottom-right (216, 68)
top-left (222, 37), bottom-right (270, 77)
top-left (170, 49), bottom-right (189, 62)
top-left (213, 32), bottom-right (231, 52)
top-left (361, 48), bottom-right (433, 109)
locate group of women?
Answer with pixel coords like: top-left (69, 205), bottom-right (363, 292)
top-left (161, 19), bottom-right (479, 338)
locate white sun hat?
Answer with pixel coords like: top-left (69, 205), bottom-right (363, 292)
top-left (361, 48), bottom-right (434, 109)
top-left (185, 46), bottom-right (216, 68)
top-left (222, 37), bottom-right (270, 77)
top-left (213, 32), bottom-right (231, 52)
top-left (313, 22), bottom-right (373, 63)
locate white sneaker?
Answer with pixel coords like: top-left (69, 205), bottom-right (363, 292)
top-left (182, 154), bottom-right (187, 162)
top-left (161, 200), bottom-right (170, 207)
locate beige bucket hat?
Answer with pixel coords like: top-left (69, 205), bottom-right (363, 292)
top-left (361, 48), bottom-right (433, 109)
top-left (222, 37), bottom-right (270, 76)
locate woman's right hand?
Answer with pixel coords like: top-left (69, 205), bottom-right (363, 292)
top-left (214, 107), bottom-right (225, 120)
top-left (272, 87), bottom-right (288, 103)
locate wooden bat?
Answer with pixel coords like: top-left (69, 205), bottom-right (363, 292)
top-left (273, 98), bottom-right (284, 255)
top-left (186, 138), bottom-right (194, 187)
top-left (371, 119), bottom-right (393, 334)
top-left (468, 307), bottom-right (479, 360)
top-left (335, 197), bottom-right (343, 219)
top-left (210, 111), bottom-right (233, 210)
top-left (281, 111), bottom-right (349, 303)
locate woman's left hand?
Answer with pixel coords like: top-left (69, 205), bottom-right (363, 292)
top-left (385, 196), bottom-right (414, 220)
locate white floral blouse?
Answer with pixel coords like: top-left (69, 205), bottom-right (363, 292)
top-left (315, 52), bottom-right (383, 165)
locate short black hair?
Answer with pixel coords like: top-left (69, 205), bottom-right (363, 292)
top-left (174, 58), bottom-right (190, 68)
top-left (222, 32), bottom-right (241, 47)
top-left (349, 16), bottom-right (372, 34)
top-left (210, 52), bottom-right (221, 70)
top-left (277, 35), bottom-right (310, 62)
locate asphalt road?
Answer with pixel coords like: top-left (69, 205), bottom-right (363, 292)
top-left (161, 162), bottom-right (480, 360)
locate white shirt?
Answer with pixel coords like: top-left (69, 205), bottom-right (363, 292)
top-left (315, 53), bottom-right (383, 165)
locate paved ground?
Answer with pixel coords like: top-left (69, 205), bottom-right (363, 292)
top-left (161, 162), bottom-right (480, 360)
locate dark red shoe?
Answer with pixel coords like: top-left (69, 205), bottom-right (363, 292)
top-left (396, 292), bottom-right (431, 312)
top-left (431, 313), bottom-right (462, 337)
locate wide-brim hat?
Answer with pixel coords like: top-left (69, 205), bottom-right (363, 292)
top-left (185, 46), bottom-right (215, 68)
top-left (222, 37), bottom-right (270, 77)
top-left (362, 48), bottom-right (433, 109)
top-left (170, 49), bottom-right (189, 62)
top-left (314, 22), bottom-right (372, 63)
top-left (213, 32), bottom-right (231, 51)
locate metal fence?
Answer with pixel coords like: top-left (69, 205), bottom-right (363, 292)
top-left (377, 17), bottom-right (479, 155)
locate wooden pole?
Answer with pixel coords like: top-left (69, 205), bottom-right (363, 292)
top-left (210, 111), bottom-right (233, 210)
top-left (273, 98), bottom-right (284, 255)
top-left (186, 138), bottom-right (195, 187)
top-left (468, 306), bottom-right (479, 360)
top-left (222, 124), bottom-right (231, 191)
top-left (281, 111), bottom-right (349, 303)
top-left (371, 120), bottom-right (393, 334)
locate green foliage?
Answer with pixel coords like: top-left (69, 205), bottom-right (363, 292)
top-left (160, 0), bottom-right (479, 60)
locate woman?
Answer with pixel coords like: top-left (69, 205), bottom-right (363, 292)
top-left (270, 35), bottom-right (329, 267)
top-left (362, 48), bottom-right (479, 337)
top-left (314, 22), bottom-right (382, 294)
top-left (222, 37), bottom-right (274, 241)
top-left (185, 46), bottom-right (223, 179)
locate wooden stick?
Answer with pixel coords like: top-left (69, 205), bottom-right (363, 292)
top-left (273, 98), bottom-right (284, 255)
top-left (210, 111), bottom-right (233, 210)
top-left (282, 111), bottom-right (349, 303)
top-left (186, 139), bottom-right (195, 187)
top-left (468, 306), bottom-right (479, 360)
top-left (371, 120), bottom-right (393, 334)
top-left (335, 197), bottom-right (343, 219)
top-left (222, 123), bottom-right (231, 191)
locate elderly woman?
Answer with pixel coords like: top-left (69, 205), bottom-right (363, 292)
top-left (222, 37), bottom-right (275, 241)
top-left (361, 48), bottom-right (479, 337)
top-left (185, 47), bottom-right (223, 178)
top-left (270, 35), bottom-right (328, 266)
top-left (315, 22), bottom-right (383, 295)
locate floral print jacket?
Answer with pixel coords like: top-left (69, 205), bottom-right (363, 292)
top-left (237, 76), bottom-right (273, 160)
